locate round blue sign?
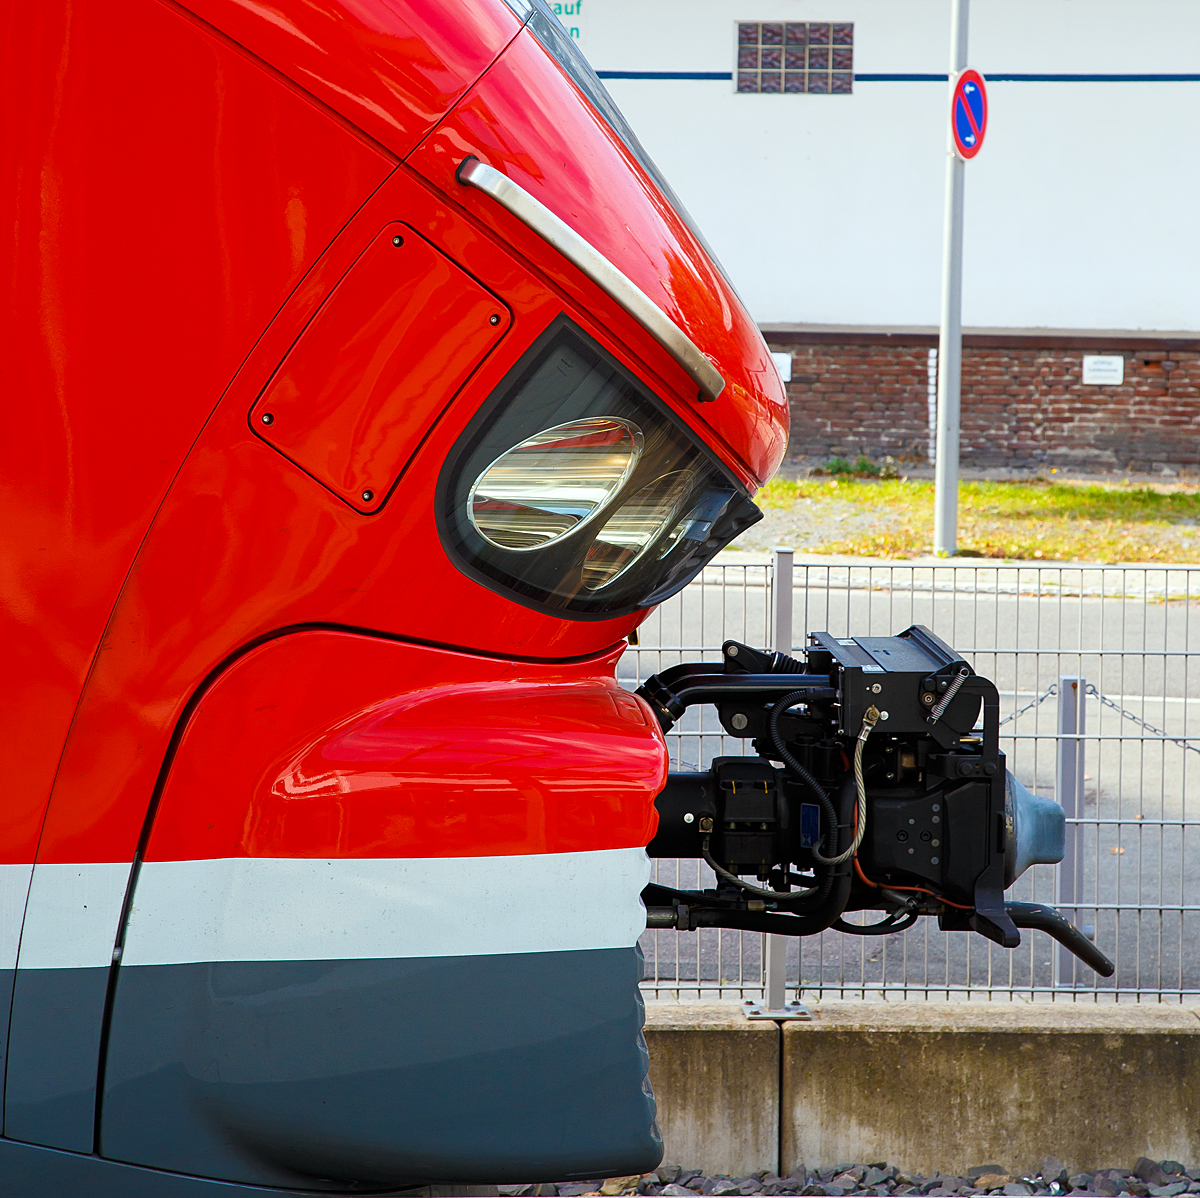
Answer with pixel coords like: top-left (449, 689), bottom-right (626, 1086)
top-left (951, 69), bottom-right (988, 159)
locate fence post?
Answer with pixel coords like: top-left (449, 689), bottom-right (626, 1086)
top-left (1055, 676), bottom-right (1086, 987)
top-left (763, 547), bottom-right (794, 1010)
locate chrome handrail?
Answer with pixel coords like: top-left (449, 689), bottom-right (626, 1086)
top-left (457, 156), bottom-right (726, 403)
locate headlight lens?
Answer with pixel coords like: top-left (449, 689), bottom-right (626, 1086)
top-left (581, 471), bottom-right (691, 590)
top-left (437, 318), bottom-right (762, 618)
top-left (469, 418), bottom-right (641, 551)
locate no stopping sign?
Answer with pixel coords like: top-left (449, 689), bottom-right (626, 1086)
top-left (951, 69), bottom-right (988, 159)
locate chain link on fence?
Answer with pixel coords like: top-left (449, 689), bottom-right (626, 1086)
top-left (1086, 682), bottom-right (1200, 758)
top-left (997, 684), bottom-right (1058, 726)
top-left (624, 554), bottom-right (1200, 1003)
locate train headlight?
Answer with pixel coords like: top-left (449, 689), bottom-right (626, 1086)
top-left (580, 471), bottom-right (691, 590)
top-left (438, 318), bottom-right (762, 618)
top-left (469, 418), bottom-right (641, 551)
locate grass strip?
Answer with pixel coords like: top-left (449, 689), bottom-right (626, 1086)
top-left (759, 477), bottom-right (1200, 562)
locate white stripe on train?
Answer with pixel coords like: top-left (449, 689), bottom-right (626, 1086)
top-left (11, 849), bottom-right (651, 970)
top-left (0, 863), bottom-right (36, 970)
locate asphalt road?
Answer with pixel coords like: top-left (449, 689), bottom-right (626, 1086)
top-left (625, 554), bottom-right (1200, 1000)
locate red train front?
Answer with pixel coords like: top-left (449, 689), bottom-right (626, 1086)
top-left (0, 0), bottom-right (786, 1189)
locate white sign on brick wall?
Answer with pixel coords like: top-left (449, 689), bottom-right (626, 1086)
top-left (1082, 355), bottom-right (1124, 385)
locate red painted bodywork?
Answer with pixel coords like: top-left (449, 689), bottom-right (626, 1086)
top-left (251, 222), bottom-right (512, 512)
top-left (144, 633), bottom-right (665, 862)
top-left (0, 0), bottom-right (395, 867)
top-left (177, 0), bottom-right (523, 158)
top-left (3, 0), bottom-right (786, 880)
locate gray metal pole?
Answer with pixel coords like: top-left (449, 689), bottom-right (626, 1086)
top-left (771, 546), bottom-right (794, 658)
top-left (764, 546), bottom-right (794, 1011)
top-left (933, 0), bottom-right (969, 557)
top-left (1055, 677), bottom-right (1085, 987)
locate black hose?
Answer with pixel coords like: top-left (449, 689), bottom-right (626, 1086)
top-left (756, 782), bottom-right (841, 914)
top-left (743, 773), bottom-right (853, 935)
top-left (699, 839), bottom-right (834, 912)
top-left (769, 651), bottom-right (808, 674)
top-left (691, 805), bottom-right (852, 933)
top-left (765, 691), bottom-right (846, 915)
top-left (1007, 901), bottom-right (1115, 977)
top-left (700, 836), bottom-right (823, 902)
top-left (689, 907), bottom-right (847, 936)
top-left (833, 911), bottom-right (919, 935)
top-left (769, 691), bottom-right (831, 815)
top-left (775, 855), bottom-right (835, 913)
top-left (642, 778), bottom-right (854, 936)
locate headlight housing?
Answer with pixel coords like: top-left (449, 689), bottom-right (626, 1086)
top-left (437, 318), bottom-right (762, 618)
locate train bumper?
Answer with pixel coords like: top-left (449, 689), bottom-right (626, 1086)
top-left (93, 631), bottom-right (665, 1188)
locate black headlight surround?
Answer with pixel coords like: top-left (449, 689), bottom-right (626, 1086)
top-left (436, 314), bottom-right (763, 624)
top-left (435, 316), bottom-right (762, 621)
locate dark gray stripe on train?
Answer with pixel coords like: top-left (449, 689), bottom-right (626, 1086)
top-left (0, 968), bottom-right (12, 1128)
top-left (102, 947), bottom-right (660, 1189)
top-left (4, 967), bottom-right (109, 1151)
top-left (0, 1137), bottom-right (336, 1197)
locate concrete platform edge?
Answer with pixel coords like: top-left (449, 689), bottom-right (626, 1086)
top-left (643, 1002), bottom-right (1200, 1177)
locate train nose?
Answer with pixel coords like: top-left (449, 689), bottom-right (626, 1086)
top-left (97, 632), bottom-right (667, 1188)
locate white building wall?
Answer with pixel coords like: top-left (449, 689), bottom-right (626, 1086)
top-left (568, 0), bottom-right (1200, 332)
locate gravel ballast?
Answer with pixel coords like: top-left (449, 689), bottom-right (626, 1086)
top-left (503, 1158), bottom-right (1200, 1198)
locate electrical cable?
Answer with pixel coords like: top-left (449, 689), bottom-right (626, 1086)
top-left (699, 837), bottom-right (833, 909)
top-left (767, 689), bottom-right (841, 878)
top-left (699, 835), bottom-right (822, 901)
top-left (682, 773), bottom-right (857, 938)
top-left (812, 706), bottom-right (879, 865)
top-left (771, 692), bottom-right (969, 912)
top-left (852, 857), bottom-right (974, 911)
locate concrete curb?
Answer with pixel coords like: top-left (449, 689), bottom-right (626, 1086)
top-left (644, 1003), bottom-right (1200, 1176)
top-left (644, 1004), bottom-right (780, 1177)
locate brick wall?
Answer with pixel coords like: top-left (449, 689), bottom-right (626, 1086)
top-left (767, 339), bottom-right (1200, 471)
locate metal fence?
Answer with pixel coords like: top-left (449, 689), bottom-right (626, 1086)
top-left (623, 553), bottom-right (1200, 1003)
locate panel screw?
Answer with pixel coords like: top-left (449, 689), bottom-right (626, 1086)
top-left (871, 683), bottom-right (882, 694)
top-left (921, 691), bottom-right (935, 705)
top-left (261, 412), bottom-right (274, 425)
top-left (361, 490), bottom-right (374, 502)
top-left (683, 813), bottom-right (695, 824)
top-left (879, 710), bottom-right (889, 720)
top-left (730, 712), bottom-right (749, 731)
top-left (930, 856), bottom-right (939, 865)
top-left (489, 314), bottom-right (501, 326)
top-left (392, 235), bottom-right (404, 247)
